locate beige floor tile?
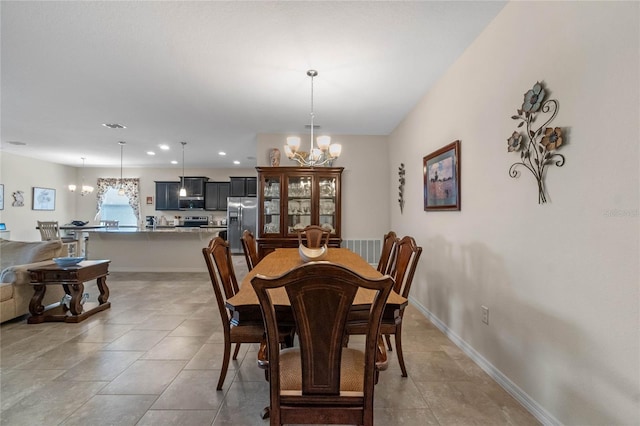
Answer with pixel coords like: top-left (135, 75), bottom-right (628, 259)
top-left (151, 369), bottom-right (227, 410)
top-left (98, 359), bottom-right (186, 395)
top-left (212, 381), bottom-right (270, 426)
top-left (0, 368), bottom-right (66, 411)
top-left (374, 407), bottom-right (440, 425)
top-left (0, 380), bottom-right (107, 426)
top-left (141, 335), bottom-right (208, 360)
top-left (59, 394), bottom-right (157, 425)
top-left (184, 342), bottom-right (243, 371)
top-left (56, 350), bottom-right (144, 382)
top-left (103, 329), bottom-right (169, 351)
top-left (137, 409), bottom-right (217, 425)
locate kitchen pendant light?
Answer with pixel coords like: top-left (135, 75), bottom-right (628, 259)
top-left (179, 142), bottom-right (187, 197)
top-left (284, 70), bottom-right (342, 167)
top-left (118, 141), bottom-right (126, 196)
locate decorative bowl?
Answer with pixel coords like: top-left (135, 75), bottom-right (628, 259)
top-left (298, 244), bottom-right (328, 263)
top-left (53, 257), bottom-right (85, 267)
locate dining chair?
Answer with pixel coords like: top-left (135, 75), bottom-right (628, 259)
top-left (37, 221), bottom-right (79, 256)
top-left (203, 237), bottom-right (293, 390)
top-left (252, 262), bottom-right (394, 426)
top-left (297, 225), bottom-right (330, 248)
top-left (347, 235), bottom-right (422, 377)
top-left (240, 229), bottom-right (260, 271)
top-left (377, 231), bottom-right (398, 275)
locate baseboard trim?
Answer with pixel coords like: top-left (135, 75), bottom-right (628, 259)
top-left (408, 296), bottom-right (561, 426)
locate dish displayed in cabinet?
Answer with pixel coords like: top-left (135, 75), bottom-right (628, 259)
top-left (320, 200), bottom-right (335, 215)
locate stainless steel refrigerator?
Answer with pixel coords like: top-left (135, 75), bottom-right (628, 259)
top-left (226, 197), bottom-right (257, 254)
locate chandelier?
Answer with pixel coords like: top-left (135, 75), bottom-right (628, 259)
top-left (118, 141), bottom-right (126, 195)
top-left (68, 157), bottom-right (94, 196)
top-left (284, 70), bottom-right (341, 167)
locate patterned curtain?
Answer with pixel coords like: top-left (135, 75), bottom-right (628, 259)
top-left (95, 178), bottom-right (141, 222)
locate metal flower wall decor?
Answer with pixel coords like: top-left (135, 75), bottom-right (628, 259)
top-left (398, 163), bottom-right (406, 213)
top-left (507, 82), bottom-right (566, 203)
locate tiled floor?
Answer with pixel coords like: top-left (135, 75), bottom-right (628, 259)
top-left (0, 257), bottom-right (539, 425)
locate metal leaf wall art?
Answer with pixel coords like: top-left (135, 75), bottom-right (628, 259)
top-left (398, 163), bottom-right (405, 213)
top-left (507, 82), bottom-right (566, 203)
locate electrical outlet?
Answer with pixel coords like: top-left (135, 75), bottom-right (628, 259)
top-left (481, 305), bottom-right (489, 325)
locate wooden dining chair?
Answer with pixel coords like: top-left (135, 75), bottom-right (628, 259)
top-left (252, 262), bottom-right (394, 426)
top-left (240, 229), bottom-right (260, 271)
top-left (297, 225), bottom-right (330, 248)
top-left (203, 237), bottom-right (293, 390)
top-left (37, 221), bottom-right (79, 256)
top-left (377, 231), bottom-right (398, 275)
top-left (347, 235), bottom-right (422, 377)
top-left (203, 237), bottom-right (267, 390)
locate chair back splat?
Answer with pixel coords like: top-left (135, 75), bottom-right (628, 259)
top-left (252, 262), bottom-right (393, 426)
top-left (377, 231), bottom-right (398, 275)
top-left (241, 229), bottom-right (261, 271)
top-left (297, 225), bottom-right (330, 248)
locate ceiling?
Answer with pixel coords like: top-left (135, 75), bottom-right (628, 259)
top-left (1, 1), bottom-right (505, 169)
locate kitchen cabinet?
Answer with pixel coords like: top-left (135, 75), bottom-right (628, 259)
top-left (229, 177), bottom-right (257, 197)
top-left (179, 177), bottom-right (209, 197)
top-left (155, 181), bottom-right (180, 210)
top-left (205, 182), bottom-right (230, 211)
top-left (256, 167), bottom-right (343, 258)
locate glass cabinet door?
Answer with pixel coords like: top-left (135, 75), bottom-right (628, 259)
top-left (286, 175), bottom-right (312, 236)
top-left (318, 176), bottom-right (337, 235)
top-left (262, 176), bottom-right (281, 234)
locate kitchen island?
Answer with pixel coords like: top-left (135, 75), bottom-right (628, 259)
top-left (84, 226), bottom-right (227, 272)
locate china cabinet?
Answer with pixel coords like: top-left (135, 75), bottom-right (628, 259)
top-left (256, 167), bottom-right (343, 257)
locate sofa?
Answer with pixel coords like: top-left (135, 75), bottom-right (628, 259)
top-left (0, 238), bottom-right (65, 323)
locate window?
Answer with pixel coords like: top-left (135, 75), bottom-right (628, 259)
top-left (100, 188), bottom-right (137, 226)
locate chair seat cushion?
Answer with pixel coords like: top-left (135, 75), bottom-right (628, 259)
top-left (279, 347), bottom-right (365, 392)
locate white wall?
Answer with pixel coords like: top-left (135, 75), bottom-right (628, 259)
top-left (388, 2), bottom-right (639, 425)
top-left (257, 133), bottom-right (390, 239)
top-left (0, 152), bottom-right (76, 241)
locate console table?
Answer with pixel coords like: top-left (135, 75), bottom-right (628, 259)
top-left (28, 259), bottom-right (111, 324)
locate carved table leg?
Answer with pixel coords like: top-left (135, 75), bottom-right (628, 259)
top-left (29, 284), bottom-right (46, 317)
top-left (96, 275), bottom-right (110, 304)
top-left (68, 283), bottom-right (85, 316)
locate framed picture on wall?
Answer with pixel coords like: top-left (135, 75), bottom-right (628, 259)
top-left (423, 140), bottom-right (461, 211)
top-left (32, 187), bottom-right (56, 211)
top-left (0, 184), bottom-right (4, 210)
top-left (146, 196), bottom-right (153, 205)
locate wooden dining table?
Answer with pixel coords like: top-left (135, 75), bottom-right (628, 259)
top-left (226, 247), bottom-right (408, 330)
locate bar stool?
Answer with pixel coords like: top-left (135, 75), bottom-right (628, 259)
top-left (37, 221), bottom-right (79, 256)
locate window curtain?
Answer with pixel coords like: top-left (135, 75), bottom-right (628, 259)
top-left (96, 178), bottom-right (141, 222)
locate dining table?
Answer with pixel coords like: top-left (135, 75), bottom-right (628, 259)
top-left (227, 247), bottom-right (407, 324)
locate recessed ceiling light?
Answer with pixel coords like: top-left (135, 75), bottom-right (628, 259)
top-left (102, 123), bottom-right (126, 129)
top-left (7, 141), bottom-right (26, 145)
top-left (170, 160), bottom-right (178, 165)
top-left (159, 144), bottom-right (170, 150)
top-left (147, 151), bottom-right (156, 156)
top-left (218, 151), bottom-right (226, 156)
top-left (233, 160), bottom-right (240, 165)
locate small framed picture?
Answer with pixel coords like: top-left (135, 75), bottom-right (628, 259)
top-left (146, 196), bottom-right (153, 205)
top-left (32, 187), bottom-right (56, 211)
top-left (423, 140), bottom-right (461, 211)
top-left (0, 184), bottom-right (4, 210)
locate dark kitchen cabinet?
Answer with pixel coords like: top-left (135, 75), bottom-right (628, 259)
top-left (155, 181), bottom-right (180, 210)
top-left (229, 177), bottom-right (257, 197)
top-left (179, 177), bottom-right (209, 197)
top-left (205, 182), bottom-right (230, 211)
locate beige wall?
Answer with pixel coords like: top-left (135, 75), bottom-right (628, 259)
top-left (257, 133), bottom-right (390, 239)
top-left (388, 2), bottom-right (639, 425)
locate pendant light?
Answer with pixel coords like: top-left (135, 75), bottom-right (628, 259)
top-left (179, 142), bottom-right (187, 197)
top-left (118, 141), bottom-right (126, 196)
top-left (69, 157), bottom-right (94, 196)
top-left (284, 70), bottom-right (342, 166)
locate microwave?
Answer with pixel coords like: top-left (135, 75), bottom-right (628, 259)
top-left (179, 197), bottom-right (205, 210)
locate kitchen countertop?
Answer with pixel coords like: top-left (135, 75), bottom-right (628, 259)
top-left (79, 226), bottom-right (225, 233)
